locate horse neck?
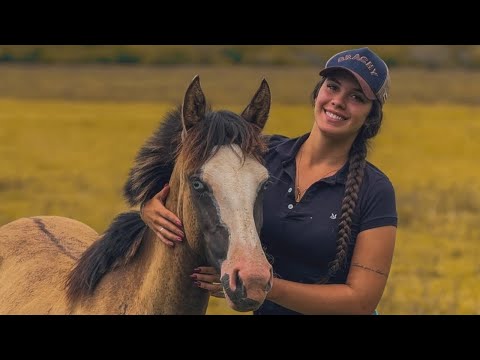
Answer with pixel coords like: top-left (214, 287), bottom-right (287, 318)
top-left (133, 165), bottom-right (209, 314)
top-left (129, 228), bottom-right (208, 314)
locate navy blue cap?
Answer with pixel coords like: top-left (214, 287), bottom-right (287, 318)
top-left (319, 47), bottom-right (390, 105)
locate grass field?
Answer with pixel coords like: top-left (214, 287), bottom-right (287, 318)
top-left (0, 65), bottom-right (478, 314)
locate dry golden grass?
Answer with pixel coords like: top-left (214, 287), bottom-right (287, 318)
top-left (1, 64), bottom-right (480, 105)
top-left (0, 65), bottom-right (478, 314)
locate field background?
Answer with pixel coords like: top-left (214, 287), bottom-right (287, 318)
top-left (0, 47), bottom-right (479, 314)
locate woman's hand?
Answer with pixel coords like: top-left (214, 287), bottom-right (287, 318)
top-left (191, 266), bottom-right (224, 298)
top-left (140, 184), bottom-right (184, 247)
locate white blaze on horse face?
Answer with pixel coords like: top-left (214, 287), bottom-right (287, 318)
top-left (201, 145), bottom-right (268, 252)
top-left (202, 144), bottom-right (273, 308)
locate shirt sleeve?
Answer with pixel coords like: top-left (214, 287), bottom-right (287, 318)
top-left (359, 177), bottom-right (398, 232)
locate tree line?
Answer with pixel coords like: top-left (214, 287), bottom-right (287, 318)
top-left (1, 45), bottom-right (479, 69)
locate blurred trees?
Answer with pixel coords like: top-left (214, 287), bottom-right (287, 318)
top-left (0, 45), bottom-right (479, 68)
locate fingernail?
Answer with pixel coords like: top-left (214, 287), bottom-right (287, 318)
top-left (193, 268), bottom-right (201, 273)
top-left (194, 281), bottom-right (201, 287)
top-left (176, 220), bottom-right (183, 227)
top-left (190, 274), bottom-right (197, 279)
top-left (176, 237), bottom-right (182, 242)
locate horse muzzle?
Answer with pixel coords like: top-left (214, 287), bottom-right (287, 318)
top-left (220, 268), bottom-right (273, 312)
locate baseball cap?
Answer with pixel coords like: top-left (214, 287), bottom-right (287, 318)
top-left (319, 47), bottom-right (390, 105)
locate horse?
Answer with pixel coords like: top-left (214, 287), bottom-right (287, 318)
top-left (0, 75), bottom-right (273, 314)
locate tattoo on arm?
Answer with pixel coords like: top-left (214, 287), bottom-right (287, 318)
top-left (352, 263), bottom-right (388, 278)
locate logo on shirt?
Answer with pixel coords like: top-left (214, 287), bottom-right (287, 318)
top-left (330, 213), bottom-right (337, 220)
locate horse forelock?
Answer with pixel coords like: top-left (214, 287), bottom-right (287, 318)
top-left (180, 110), bottom-right (267, 176)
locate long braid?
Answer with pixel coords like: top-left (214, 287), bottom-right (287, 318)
top-left (327, 136), bottom-right (367, 278)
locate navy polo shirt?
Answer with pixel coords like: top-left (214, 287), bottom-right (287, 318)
top-left (255, 134), bottom-right (397, 315)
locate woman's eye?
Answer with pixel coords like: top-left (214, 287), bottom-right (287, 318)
top-left (351, 94), bottom-right (366, 103)
top-left (192, 180), bottom-right (205, 191)
top-left (327, 84), bottom-right (337, 91)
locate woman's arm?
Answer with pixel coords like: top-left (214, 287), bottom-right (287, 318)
top-left (266, 226), bottom-right (396, 314)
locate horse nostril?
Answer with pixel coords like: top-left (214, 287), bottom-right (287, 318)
top-left (221, 271), bottom-right (247, 300)
top-left (235, 269), bottom-right (242, 289)
top-left (235, 271), bottom-right (246, 296)
top-left (230, 268), bottom-right (244, 293)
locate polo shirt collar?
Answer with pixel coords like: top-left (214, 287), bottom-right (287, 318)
top-left (276, 133), bottom-right (309, 162)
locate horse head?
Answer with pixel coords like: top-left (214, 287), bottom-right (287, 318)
top-left (172, 75), bottom-right (273, 312)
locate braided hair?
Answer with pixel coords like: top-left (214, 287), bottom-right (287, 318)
top-left (310, 78), bottom-right (384, 282)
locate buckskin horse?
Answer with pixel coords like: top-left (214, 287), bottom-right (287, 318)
top-left (0, 75), bottom-right (273, 314)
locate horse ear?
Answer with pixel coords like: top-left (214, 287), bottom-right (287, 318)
top-left (182, 75), bottom-right (206, 131)
top-left (241, 78), bottom-right (271, 131)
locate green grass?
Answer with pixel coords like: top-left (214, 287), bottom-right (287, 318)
top-left (0, 65), bottom-right (478, 314)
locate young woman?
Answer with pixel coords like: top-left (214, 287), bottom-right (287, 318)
top-left (138, 47), bottom-right (397, 315)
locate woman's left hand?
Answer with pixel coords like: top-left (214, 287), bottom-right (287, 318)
top-left (191, 266), bottom-right (225, 298)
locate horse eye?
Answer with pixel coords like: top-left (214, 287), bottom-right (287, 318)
top-left (192, 180), bottom-right (205, 192)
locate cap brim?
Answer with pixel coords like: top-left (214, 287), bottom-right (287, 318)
top-left (319, 67), bottom-right (376, 101)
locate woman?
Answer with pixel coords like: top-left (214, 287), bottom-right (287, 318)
top-left (138, 47), bottom-right (397, 315)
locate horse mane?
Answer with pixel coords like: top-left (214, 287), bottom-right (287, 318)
top-left (123, 106), bottom-right (184, 207)
top-left (65, 103), bottom-right (267, 302)
top-left (65, 211), bottom-right (146, 301)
